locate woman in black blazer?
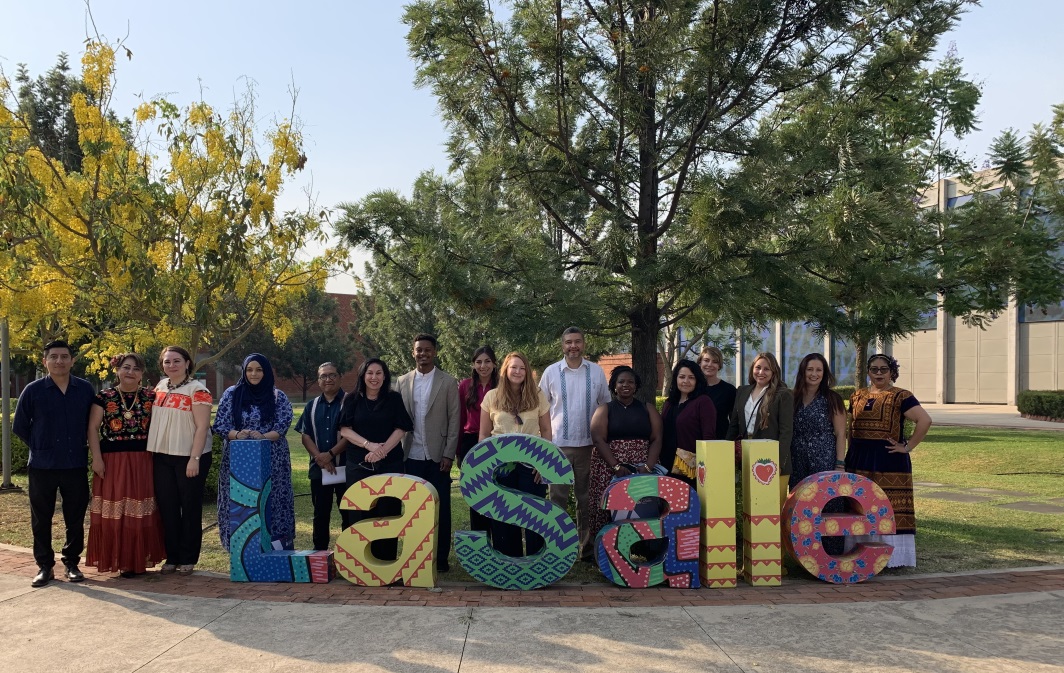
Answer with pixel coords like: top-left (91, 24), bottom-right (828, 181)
top-left (726, 352), bottom-right (794, 486)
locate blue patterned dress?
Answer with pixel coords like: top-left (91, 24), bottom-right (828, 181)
top-left (790, 394), bottom-right (839, 490)
top-left (213, 388), bottom-right (295, 551)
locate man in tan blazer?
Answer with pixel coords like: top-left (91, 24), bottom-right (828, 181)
top-left (397, 334), bottom-right (460, 572)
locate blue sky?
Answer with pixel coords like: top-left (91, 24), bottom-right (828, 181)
top-left (3, 1), bottom-right (1062, 291)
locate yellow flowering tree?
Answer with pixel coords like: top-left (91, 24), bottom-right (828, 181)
top-left (0, 41), bottom-right (343, 374)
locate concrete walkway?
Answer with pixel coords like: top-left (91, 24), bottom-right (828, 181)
top-left (1, 571), bottom-right (1062, 672)
top-left (922, 403), bottom-right (1064, 430)
top-left (3, 543), bottom-right (1064, 672)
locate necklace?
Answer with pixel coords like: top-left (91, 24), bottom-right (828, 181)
top-left (118, 388), bottom-right (138, 419)
top-left (167, 376), bottom-right (190, 391)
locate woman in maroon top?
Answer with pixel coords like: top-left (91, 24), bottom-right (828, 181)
top-left (659, 359), bottom-right (717, 485)
top-left (457, 345), bottom-right (498, 535)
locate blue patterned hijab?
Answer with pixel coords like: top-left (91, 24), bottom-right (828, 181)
top-left (231, 353), bottom-right (277, 427)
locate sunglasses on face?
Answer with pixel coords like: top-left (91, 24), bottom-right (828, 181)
top-left (868, 366), bottom-right (891, 374)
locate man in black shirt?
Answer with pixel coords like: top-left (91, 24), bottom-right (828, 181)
top-left (13, 339), bottom-right (95, 587)
top-left (294, 362), bottom-right (349, 550)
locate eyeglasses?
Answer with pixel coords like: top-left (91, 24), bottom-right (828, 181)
top-left (118, 365), bottom-right (143, 373)
top-left (868, 366), bottom-right (891, 374)
top-left (356, 461), bottom-right (377, 472)
top-left (318, 373), bottom-right (338, 380)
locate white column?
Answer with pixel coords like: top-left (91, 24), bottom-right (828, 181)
top-left (1006, 296), bottom-right (1020, 405)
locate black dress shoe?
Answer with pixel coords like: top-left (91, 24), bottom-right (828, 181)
top-left (437, 563), bottom-right (451, 573)
top-left (64, 563), bottom-right (85, 582)
top-left (31, 567), bottom-right (54, 588)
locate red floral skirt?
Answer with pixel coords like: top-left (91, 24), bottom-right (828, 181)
top-left (86, 451), bottom-right (166, 573)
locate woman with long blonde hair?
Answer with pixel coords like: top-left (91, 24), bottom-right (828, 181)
top-left (726, 352), bottom-right (794, 485)
top-left (479, 351), bottom-right (551, 557)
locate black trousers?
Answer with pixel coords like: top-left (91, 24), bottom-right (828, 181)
top-left (492, 464), bottom-right (546, 558)
top-left (153, 452), bottom-right (212, 566)
top-left (309, 477), bottom-right (347, 551)
top-left (458, 433), bottom-right (492, 536)
top-left (346, 459), bottom-right (403, 561)
top-left (28, 467), bottom-right (90, 569)
top-left (405, 457), bottom-right (453, 569)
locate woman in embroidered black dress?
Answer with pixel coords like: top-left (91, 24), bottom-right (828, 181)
top-left (87, 353), bottom-right (166, 576)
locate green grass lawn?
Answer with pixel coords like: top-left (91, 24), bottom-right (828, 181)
top-left (1, 420), bottom-right (1061, 581)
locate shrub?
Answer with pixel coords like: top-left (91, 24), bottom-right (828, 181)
top-left (1017, 390), bottom-right (1064, 421)
top-left (833, 386), bottom-right (856, 404)
top-left (10, 433), bottom-right (29, 473)
top-left (655, 396), bottom-right (666, 413)
top-left (203, 434), bottom-right (223, 495)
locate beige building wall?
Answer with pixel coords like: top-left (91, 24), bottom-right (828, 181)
top-left (946, 315), bottom-right (1009, 403)
top-left (892, 329), bottom-right (938, 402)
top-left (1020, 322), bottom-right (1064, 391)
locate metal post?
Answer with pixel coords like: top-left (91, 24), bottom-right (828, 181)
top-left (1, 318), bottom-right (15, 489)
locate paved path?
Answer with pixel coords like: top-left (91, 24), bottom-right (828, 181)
top-left (3, 544), bottom-right (1064, 672)
top-left (923, 403), bottom-right (1064, 430)
top-left (1, 567), bottom-right (1062, 672)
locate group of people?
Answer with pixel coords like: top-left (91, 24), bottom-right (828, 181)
top-left (15, 342), bottom-right (213, 587)
top-left (13, 328), bottom-right (933, 589)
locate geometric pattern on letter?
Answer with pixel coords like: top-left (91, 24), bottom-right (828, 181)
top-left (595, 474), bottom-right (700, 589)
top-left (695, 440), bottom-right (737, 588)
top-left (455, 433), bottom-right (578, 590)
top-left (783, 471), bottom-right (896, 584)
top-left (229, 439), bottom-right (333, 583)
top-left (335, 474), bottom-right (439, 588)
top-left (741, 439), bottom-right (782, 587)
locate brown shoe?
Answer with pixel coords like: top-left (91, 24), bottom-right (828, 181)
top-left (177, 564), bottom-right (195, 576)
top-left (159, 564), bottom-right (177, 575)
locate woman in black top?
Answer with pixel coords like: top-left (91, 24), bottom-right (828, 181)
top-left (698, 345), bottom-right (737, 441)
top-left (588, 366), bottom-right (663, 537)
top-left (337, 357), bottom-right (413, 560)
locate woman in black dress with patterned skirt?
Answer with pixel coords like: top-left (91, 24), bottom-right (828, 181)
top-left (588, 366), bottom-right (663, 537)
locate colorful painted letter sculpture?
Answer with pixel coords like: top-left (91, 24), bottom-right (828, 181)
top-left (335, 474), bottom-right (440, 587)
top-left (456, 434), bottom-right (578, 590)
top-left (695, 440), bottom-right (738, 587)
top-left (784, 471), bottom-right (896, 584)
top-left (229, 439), bottom-right (333, 582)
top-left (742, 439), bottom-right (783, 586)
top-left (596, 475), bottom-right (701, 588)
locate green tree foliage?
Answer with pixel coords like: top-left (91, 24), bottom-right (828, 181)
top-left (338, 0), bottom-right (976, 397)
top-left (239, 286), bottom-right (356, 401)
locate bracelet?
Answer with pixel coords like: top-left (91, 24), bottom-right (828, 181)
top-left (191, 455), bottom-right (200, 461)
top-left (835, 460), bottom-right (845, 467)
top-left (612, 464), bottom-right (621, 473)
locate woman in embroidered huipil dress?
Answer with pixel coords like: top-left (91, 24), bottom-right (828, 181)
top-left (212, 353), bottom-right (295, 552)
top-left (845, 354), bottom-right (932, 568)
top-left (86, 353), bottom-right (166, 576)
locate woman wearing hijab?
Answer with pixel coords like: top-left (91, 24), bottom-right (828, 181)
top-left (212, 353), bottom-right (296, 551)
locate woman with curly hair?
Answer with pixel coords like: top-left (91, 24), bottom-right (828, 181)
top-left (86, 353), bottom-right (166, 577)
top-left (845, 353), bottom-right (932, 568)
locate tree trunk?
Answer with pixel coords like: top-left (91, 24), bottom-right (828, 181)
top-left (631, 302), bottom-right (661, 404)
top-left (854, 339), bottom-right (869, 389)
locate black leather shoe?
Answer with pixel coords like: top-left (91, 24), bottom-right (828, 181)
top-left (64, 563), bottom-right (85, 582)
top-left (31, 567), bottom-right (54, 588)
